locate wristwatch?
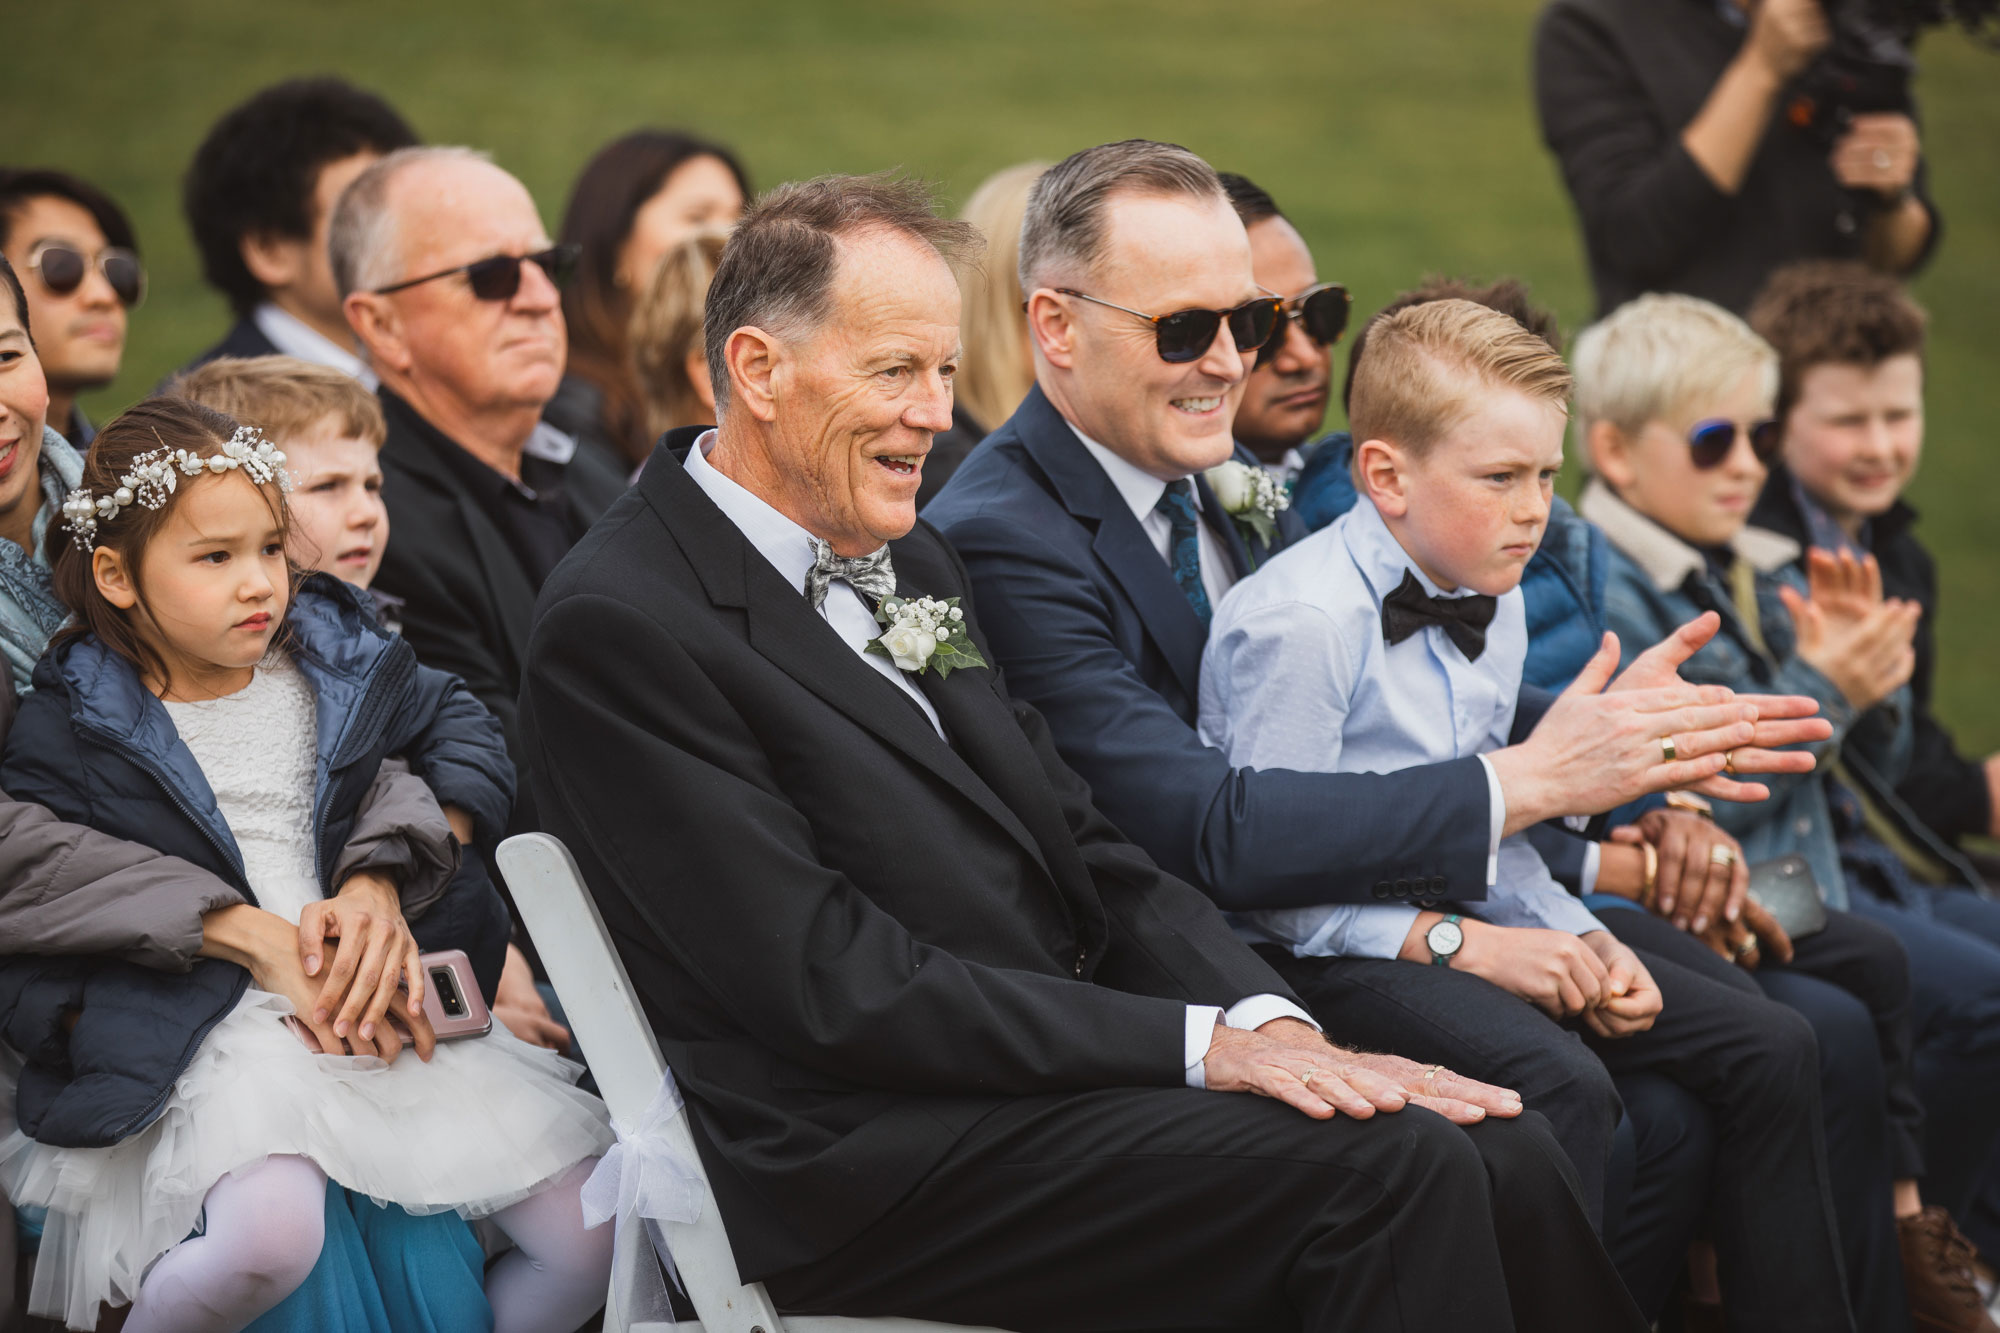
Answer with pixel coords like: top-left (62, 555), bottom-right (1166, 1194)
top-left (1425, 914), bottom-right (1465, 968)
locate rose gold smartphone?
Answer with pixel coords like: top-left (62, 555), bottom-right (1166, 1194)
top-left (414, 949), bottom-right (493, 1040)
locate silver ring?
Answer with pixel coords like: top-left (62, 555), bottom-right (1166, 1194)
top-left (1424, 1065), bottom-right (1443, 1084)
top-left (1733, 937), bottom-right (1759, 959)
top-left (1659, 735), bottom-right (1678, 763)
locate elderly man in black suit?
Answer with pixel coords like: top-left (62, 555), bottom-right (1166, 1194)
top-left (333, 146), bottom-right (627, 823)
top-left (521, 173), bottom-right (1647, 1332)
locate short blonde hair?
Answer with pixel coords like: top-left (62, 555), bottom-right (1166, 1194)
top-left (954, 161), bottom-right (1046, 432)
top-left (1348, 298), bottom-right (1573, 460)
top-left (631, 228), bottom-right (728, 436)
top-left (167, 355), bottom-right (386, 449)
top-left (1572, 292), bottom-right (1778, 441)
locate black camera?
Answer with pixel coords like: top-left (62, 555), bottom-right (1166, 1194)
top-left (1784, 0), bottom-right (2000, 145)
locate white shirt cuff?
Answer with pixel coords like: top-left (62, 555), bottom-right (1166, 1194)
top-left (1184, 1005), bottom-right (1224, 1089)
top-left (1475, 753), bottom-right (1506, 885)
top-left (1224, 994), bottom-right (1319, 1034)
top-left (1580, 841), bottom-right (1602, 896)
top-left (1183, 996), bottom-right (1320, 1088)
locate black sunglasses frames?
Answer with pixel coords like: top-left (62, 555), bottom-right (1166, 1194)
top-left (1054, 288), bottom-right (1282, 364)
top-left (1686, 417), bottom-right (1782, 470)
top-left (372, 244), bottom-right (580, 301)
top-left (1257, 283), bottom-right (1352, 368)
top-left (25, 242), bottom-right (146, 308)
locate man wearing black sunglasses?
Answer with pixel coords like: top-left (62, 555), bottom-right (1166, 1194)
top-left (333, 145), bottom-right (626, 841)
top-left (1218, 173), bottom-right (1349, 486)
top-left (0, 169), bottom-right (143, 447)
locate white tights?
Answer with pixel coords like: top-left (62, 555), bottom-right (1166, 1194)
top-left (125, 1154), bottom-right (612, 1333)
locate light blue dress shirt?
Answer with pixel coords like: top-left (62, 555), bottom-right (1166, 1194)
top-left (1198, 495), bottom-right (1604, 960)
top-left (684, 431), bottom-right (1315, 1082)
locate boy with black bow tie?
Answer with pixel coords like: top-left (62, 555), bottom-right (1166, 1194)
top-left (1199, 297), bottom-right (1854, 1328)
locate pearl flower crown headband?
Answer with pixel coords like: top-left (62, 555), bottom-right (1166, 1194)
top-left (61, 426), bottom-right (292, 553)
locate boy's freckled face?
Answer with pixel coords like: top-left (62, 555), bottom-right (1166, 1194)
top-left (1388, 385), bottom-right (1568, 597)
top-left (282, 419), bottom-right (389, 589)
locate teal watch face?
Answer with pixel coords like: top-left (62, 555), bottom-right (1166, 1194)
top-left (1427, 919), bottom-right (1464, 959)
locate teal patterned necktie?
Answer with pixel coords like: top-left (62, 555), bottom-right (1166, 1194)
top-left (1154, 479), bottom-right (1211, 626)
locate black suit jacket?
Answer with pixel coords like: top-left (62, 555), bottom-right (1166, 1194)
top-left (521, 428), bottom-right (1295, 1277)
top-left (924, 385), bottom-right (1552, 912)
top-left (373, 390), bottom-right (626, 829)
top-left (172, 316), bottom-right (280, 381)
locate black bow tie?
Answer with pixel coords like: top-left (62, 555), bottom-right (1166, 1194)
top-left (1381, 569), bottom-right (1497, 662)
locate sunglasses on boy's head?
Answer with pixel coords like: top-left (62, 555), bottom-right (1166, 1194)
top-left (372, 244), bottom-right (580, 302)
top-left (25, 241), bottom-right (146, 308)
top-left (1053, 288), bottom-right (1283, 364)
top-left (1687, 417), bottom-right (1782, 470)
top-left (1256, 282), bottom-right (1352, 369)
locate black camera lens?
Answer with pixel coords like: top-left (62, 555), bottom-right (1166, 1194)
top-left (430, 966), bottom-right (466, 1018)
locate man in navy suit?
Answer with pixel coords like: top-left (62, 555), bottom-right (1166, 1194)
top-left (924, 139), bottom-right (1832, 1235)
top-left (178, 77), bottom-right (418, 380)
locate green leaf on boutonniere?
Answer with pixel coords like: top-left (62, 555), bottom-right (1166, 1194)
top-left (863, 594), bottom-right (990, 679)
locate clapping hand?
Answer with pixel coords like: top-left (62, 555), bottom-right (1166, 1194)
top-left (1202, 1017), bottom-right (1523, 1125)
top-left (1779, 549), bottom-right (1919, 712)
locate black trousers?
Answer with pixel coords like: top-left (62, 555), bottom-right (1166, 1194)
top-left (1754, 909), bottom-right (1920, 1331)
top-left (764, 1087), bottom-right (1646, 1333)
top-left (1267, 919), bottom-right (1852, 1332)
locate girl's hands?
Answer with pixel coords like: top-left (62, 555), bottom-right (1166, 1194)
top-left (300, 872), bottom-right (436, 1062)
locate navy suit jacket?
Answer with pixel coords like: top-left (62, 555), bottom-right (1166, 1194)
top-left (177, 316), bottom-right (281, 378)
top-left (924, 385), bottom-right (1573, 911)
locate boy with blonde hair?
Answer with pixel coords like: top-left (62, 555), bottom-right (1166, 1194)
top-left (169, 355), bottom-right (390, 589)
top-left (1201, 297), bottom-right (1850, 1327)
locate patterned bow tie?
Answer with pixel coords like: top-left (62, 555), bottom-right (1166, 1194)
top-left (804, 537), bottom-right (897, 609)
top-left (1381, 569), bottom-right (1497, 662)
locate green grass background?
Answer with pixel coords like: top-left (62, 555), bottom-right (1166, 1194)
top-left (15, 0), bottom-right (1999, 754)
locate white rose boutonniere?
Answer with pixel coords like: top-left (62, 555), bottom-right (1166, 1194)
top-left (1203, 459), bottom-right (1290, 552)
top-left (864, 595), bottom-right (989, 679)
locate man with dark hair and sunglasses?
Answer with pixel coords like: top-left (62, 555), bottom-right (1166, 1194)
top-left (926, 138), bottom-right (1834, 1244)
top-left (1216, 172), bottom-right (1350, 488)
top-left (334, 145), bottom-right (626, 836)
top-left (178, 76), bottom-right (419, 381)
top-left (0, 168), bottom-right (144, 447)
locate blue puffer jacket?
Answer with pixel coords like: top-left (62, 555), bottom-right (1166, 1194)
top-left (0, 575), bottom-right (515, 1148)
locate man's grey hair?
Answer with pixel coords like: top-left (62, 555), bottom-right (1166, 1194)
top-left (328, 145), bottom-right (494, 298)
top-left (704, 173), bottom-right (981, 412)
top-left (1016, 139), bottom-right (1223, 294)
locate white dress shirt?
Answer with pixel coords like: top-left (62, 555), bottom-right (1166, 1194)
top-left (685, 431), bottom-right (1314, 1085)
top-left (1070, 427), bottom-right (1237, 612)
top-left (252, 302), bottom-right (376, 388)
top-left (1199, 496), bottom-right (1603, 961)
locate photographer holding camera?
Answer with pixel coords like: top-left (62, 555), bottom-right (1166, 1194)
top-left (1534, 0), bottom-right (1940, 316)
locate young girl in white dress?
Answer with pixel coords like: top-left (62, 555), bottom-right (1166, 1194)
top-left (0, 399), bottom-right (614, 1331)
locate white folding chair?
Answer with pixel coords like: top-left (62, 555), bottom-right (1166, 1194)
top-left (496, 832), bottom-right (1010, 1333)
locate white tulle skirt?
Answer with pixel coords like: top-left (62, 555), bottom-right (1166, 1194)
top-left (0, 987), bottom-right (615, 1327)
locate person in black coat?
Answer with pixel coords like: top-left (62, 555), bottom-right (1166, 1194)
top-left (524, 169), bottom-right (1649, 1333)
top-left (1534, 0), bottom-right (1940, 316)
top-left (332, 147), bottom-right (628, 831)
top-left (179, 78), bottom-right (418, 380)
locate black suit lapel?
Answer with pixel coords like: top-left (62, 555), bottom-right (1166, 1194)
top-left (643, 444), bottom-right (1053, 878)
top-left (1011, 389), bottom-right (1209, 701)
top-left (380, 396), bottom-right (538, 665)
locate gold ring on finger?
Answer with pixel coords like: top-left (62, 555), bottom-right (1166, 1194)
top-left (1708, 845), bottom-right (1738, 867)
top-left (1424, 1065), bottom-right (1442, 1084)
top-left (1723, 749), bottom-right (1738, 775)
top-left (1733, 937), bottom-right (1759, 959)
top-left (1659, 735), bottom-right (1678, 763)
top-left (1301, 1067), bottom-right (1320, 1087)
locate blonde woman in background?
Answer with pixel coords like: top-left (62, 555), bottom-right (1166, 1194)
top-left (921, 160), bottom-right (1046, 507)
top-left (631, 228), bottom-right (729, 451)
